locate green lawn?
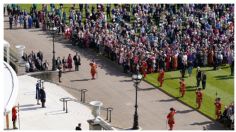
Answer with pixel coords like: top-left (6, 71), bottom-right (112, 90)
top-left (145, 65), bottom-right (234, 120)
top-left (18, 4), bottom-right (116, 24)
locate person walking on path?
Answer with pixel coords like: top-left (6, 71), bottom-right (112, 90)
top-left (75, 123), bottom-right (82, 130)
top-left (9, 14), bottom-right (13, 29)
top-left (201, 72), bottom-right (207, 90)
top-left (58, 65), bottom-right (62, 83)
top-left (12, 106), bottom-right (18, 129)
top-left (196, 67), bottom-right (202, 87)
top-left (166, 107), bottom-right (176, 130)
top-left (196, 88), bottom-right (203, 109)
top-left (62, 57), bottom-right (67, 72)
top-left (36, 81), bottom-right (40, 105)
top-left (157, 68), bottom-right (165, 87)
top-left (67, 54), bottom-right (73, 72)
top-left (39, 87), bottom-right (46, 108)
top-left (90, 59), bottom-right (97, 80)
top-left (73, 52), bottom-right (81, 71)
top-left (179, 78), bottom-right (186, 97)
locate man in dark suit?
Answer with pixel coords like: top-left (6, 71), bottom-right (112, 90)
top-left (9, 14), bottom-right (13, 29)
top-left (201, 71), bottom-right (207, 89)
top-left (196, 67), bottom-right (202, 87)
top-left (73, 52), bottom-right (81, 71)
top-left (39, 88), bottom-right (46, 108)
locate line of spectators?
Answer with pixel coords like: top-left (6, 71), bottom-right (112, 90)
top-left (220, 102), bottom-right (234, 130)
top-left (22, 50), bottom-right (49, 72)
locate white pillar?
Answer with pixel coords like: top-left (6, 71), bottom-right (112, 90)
top-left (15, 45), bottom-right (25, 64)
top-left (4, 40), bottom-right (10, 64)
top-left (89, 101), bottom-right (103, 123)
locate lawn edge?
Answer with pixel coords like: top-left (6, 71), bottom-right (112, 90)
top-left (143, 78), bottom-right (226, 129)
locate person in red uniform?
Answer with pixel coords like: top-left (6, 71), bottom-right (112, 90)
top-left (67, 54), bottom-right (73, 71)
top-left (196, 88), bottom-right (203, 109)
top-left (166, 107), bottom-right (176, 130)
top-left (157, 68), bottom-right (165, 87)
top-left (179, 78), bottom-right (186, 97)
top-left (215, 97), bottom-right (222, 120)
top-left (12, 106), bottom-right (17, 129)
top-left (141, 60), bottom-right (148, 78)
top-left (90, 59), bottom-right (97, 80)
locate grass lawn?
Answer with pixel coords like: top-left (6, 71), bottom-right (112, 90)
top-left (18, 4), bottom-right (116, 24)
top-left (145, 65), bottom-right (234, 120)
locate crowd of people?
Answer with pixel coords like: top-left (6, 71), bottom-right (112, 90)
top-left (54, 52), bottom-right (81, 73)
top-left (62, 4), bottom-right (234, 78)
top-left (22, 50), bottom-right (49, 72)
top-left (6, 4), bottom-right (234, 76)
top-left (5, 4), bottom-right (234, 129)
top-left (220, 102), bottom-right (234, 129)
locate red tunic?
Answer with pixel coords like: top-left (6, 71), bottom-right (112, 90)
top-left (65, 28), bottom-right (72, 39)
top-left (180, 81), bottom-right (186, 94)
top-left (215, 102), bottom-right (222, 116)
top-left (172, 55), bottom-right (178, 70)
top-left (67, 55), bottom-right (73, 68)
top-left (12, 107), bottom-right (17, 121)
top-left (141, 61), bottom-right (147, 78)
top-left (158, 70), bottom-right (165, 83)
top-left (167, 111), bottom-right (176, 125)
top-left (90, 63), bottom-right (97, 74)
top-left (196, 91), bottom-right (203, 103)
top-left (165, 55), bottom-right (171, 70)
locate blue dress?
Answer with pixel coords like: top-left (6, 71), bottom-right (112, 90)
top-left (28, 17), bottom-right (32, 28)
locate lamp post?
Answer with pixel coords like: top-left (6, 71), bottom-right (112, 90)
top-left (132, 72), bottom-right (142, 130)
top-left (51, 27), bottom-right (57, 71)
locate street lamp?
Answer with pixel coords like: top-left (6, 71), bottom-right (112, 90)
top-left (51, 27), bottom-right (57, 71)
top-left (132, 72), bottom-right (142, 130)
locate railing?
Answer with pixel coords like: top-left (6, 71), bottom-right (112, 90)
top-left (80, 89), bottom-right (88, 103)
top-left (4, 46), bottom-right (19, 62)
top-left (4, 47), bottom-right (19, 73)
top-left (59, 87), bottom-right (113, 123)
top-left (102, 107), bottom-right (113, 123)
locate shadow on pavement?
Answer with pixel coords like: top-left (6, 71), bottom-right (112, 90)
top-left (119, 79), bottom-right (132, 82)
top-left (204, 122), bottom-right (225, 130)
top-left (137, 87), bottom-right (156, 91)
top-left (190, 121), bottom-right (213, 125)
top-left (20, 106), bottom-right (42, 111)
top-left (19, 104), bottom-right (36, 107)
top-left (71, 79), bottom-right (90, 82)
top-left (45, 110), bottom-right (66, 115)
top-left (176, 109), bottom-right (194, 114)
top-left (159, 98), bottom-right (177, 102)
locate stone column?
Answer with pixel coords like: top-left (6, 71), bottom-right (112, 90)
top-left (15, 45), bottom-right (25, 64)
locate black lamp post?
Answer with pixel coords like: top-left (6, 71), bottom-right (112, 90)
top-left (132, 72), bottom-right (142, 130)
top-left (51, 27), bottom-right (57, 71)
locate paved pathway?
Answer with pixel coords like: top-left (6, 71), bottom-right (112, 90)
top-left (4, 16), bottom-right (224, 130)
top-left (6, 75), bottom-right (93, 130)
